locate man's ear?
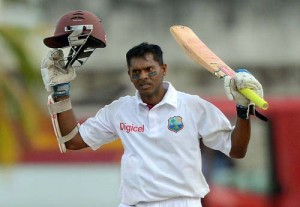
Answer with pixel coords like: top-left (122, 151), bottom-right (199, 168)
top-left (161, 64), bottom-right (167, 76)
top-left (127, 70), bottom-right (132, 81)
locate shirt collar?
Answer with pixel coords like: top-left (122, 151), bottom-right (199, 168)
top-left (135, 81), bottom-right (178, 109)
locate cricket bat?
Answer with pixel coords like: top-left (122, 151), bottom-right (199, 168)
top-left (170, 25), bottom-right (268, 110)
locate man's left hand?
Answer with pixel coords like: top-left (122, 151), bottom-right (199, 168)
top-left (224, 69), bottom-right (263, 107)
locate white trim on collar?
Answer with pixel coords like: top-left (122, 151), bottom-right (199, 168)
top-left (135, 81), bottom-right (178, 109)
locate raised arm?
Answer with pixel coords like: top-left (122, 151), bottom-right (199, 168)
top-left (55, 97), bottom-right (88, 150)
top-left (41, 50), bottom-right (88, 152)
top-left (230, 117), bottom-right (251, 158)
top-left (40, 10), bottom-right (107, 153)
top-left (224, 69), bottom-right (266, 158)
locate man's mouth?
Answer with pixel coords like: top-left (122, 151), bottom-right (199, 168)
top-left (139, 82), bottom-right (151, 90)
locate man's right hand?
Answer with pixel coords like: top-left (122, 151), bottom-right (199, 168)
top-left (41, 49), bottom-right (76, 96)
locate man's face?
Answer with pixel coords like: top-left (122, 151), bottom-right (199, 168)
top-left (128, 53), bottom-right (167, 101)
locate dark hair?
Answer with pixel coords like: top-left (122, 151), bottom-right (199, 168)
top-left (126, 42), bottom-right (164, 68)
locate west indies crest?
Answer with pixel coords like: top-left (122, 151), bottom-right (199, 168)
top-left (168, 116), bottom-right (184, 133)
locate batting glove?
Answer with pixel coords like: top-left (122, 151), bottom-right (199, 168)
top-left (41, 49), bottom-right (76, 97)
top-left (224, 69), bottom-right (263, 119)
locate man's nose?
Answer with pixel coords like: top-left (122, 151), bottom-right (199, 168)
top-left (139, 70), bottom-right (149, 79)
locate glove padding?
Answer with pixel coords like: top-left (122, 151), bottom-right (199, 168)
top-left (41, 49), bottom-right (76, 92)
top-left (224, 69), bottom-right (263, 107)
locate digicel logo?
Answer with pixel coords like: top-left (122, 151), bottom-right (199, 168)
top-left (120, 123), bottom-right (144, 133)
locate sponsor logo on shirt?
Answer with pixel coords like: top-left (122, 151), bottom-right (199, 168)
top-left (168, 116), bottom-right (184, 133)
top-left (120, 123), bottom-right (144, 133)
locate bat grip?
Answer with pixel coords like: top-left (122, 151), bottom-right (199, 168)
top-left (239, 88), bottom-right (269, 110)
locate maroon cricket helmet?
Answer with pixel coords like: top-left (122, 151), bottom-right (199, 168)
top-left (43, 10), bottom-right (106, 48)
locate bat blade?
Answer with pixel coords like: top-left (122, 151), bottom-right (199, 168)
top-left (170, 25), bottom-right (234, 79)
top-left (170, 25), bottom-right (268, 110)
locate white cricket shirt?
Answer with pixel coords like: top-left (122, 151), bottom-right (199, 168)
top-left (79, 82), bottom-right (233, 205)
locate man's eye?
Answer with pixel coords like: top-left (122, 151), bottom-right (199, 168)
top-left (132, 70), bottom-right (140, 74)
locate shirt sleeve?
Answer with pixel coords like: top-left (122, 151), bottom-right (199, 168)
top-left (195, 98), bottom-right (233, 156)
top-left (79, 105), bottom-right (119, 151)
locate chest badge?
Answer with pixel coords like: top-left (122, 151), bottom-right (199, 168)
top-left (168, 116), bottom-right (184, 133)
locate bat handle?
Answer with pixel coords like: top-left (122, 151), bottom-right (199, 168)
top-left (239, 88), bottom-right (269, 110)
